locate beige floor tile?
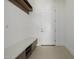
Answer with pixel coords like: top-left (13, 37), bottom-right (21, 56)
top-left (29, 46), bottom-right (74, 59)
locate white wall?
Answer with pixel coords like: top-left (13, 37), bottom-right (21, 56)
top-left (64, 0), bottom-right (74, 56)
top-left (4, 0), bottom-right (35, 48)
top-left (55, 0), bottom-right (65, 46)
top-left (55, 0), bottom-right (74, 56)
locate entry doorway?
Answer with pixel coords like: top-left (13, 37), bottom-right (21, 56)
top-left (31, 0), bottom-right (56, 46)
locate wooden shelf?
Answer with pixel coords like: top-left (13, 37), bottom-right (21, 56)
top-left (16, 39), bottom-right (37, 59)
top-left (9, 0), bottom-right (33, 14)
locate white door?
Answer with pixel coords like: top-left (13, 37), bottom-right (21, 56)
top-left (30, 0), bottom-right (56, 45)
top-left (39, 9), bottom-right (56, 45)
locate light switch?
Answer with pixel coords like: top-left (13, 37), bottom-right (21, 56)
top-left (5, 25), bottom-right (8, 29)
top-left (41, 27), bottom-right (44, 32)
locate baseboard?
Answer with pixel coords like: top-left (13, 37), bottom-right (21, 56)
top-left (41, 45), bottom-right (56, 46)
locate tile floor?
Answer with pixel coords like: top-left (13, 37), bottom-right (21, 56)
top-left (29, 46), bottom-right (74, 59)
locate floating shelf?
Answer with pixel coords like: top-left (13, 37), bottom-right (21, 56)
top-left (9, 0), bottom-right (33, 14)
